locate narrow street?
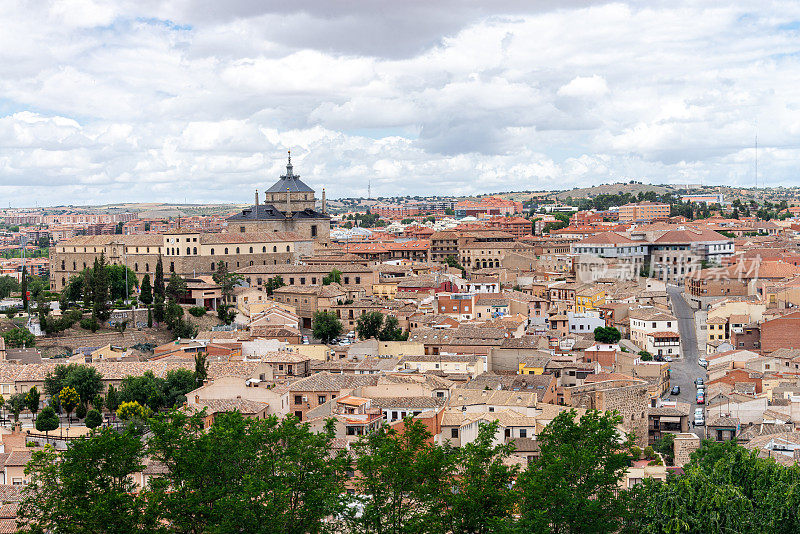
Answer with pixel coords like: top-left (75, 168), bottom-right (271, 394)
top-left (667, 286), bottom-right (706, 437)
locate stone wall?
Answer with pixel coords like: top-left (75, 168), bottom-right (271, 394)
top-left (564, 379), bottom-right (650, 448)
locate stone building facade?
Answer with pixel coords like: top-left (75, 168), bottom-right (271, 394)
top-left (49, 230), bottom-right (313, 292)
top-left (227, 152), bottom-right (330, 241)
top-left (563, 378), bottom-right (650, 448)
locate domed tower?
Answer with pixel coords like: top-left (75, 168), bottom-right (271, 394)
top-left (262, 151), bottom-right (317, 213)
top-left (227, 151), bottom-right (330, 240)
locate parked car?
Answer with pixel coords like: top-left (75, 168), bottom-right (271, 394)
top-left (694, 413), bottom-right (705, 426)
top-left (670, 386), bottom-right (681, 395)
top-left (695, 377), bottom-right (704, 387)
top-left (698, 358), bottom-right (708, 368)
top-left (696, 394), bottom-right (705, 404)
top-left (663, 356), bottom-right (673, 362)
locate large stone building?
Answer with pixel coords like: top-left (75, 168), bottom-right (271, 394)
top-left (49, 230), bottom-right (313, 292)
top-left (227, 152), bottom-right (330, 240)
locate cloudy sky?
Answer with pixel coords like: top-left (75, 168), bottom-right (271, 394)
top-left (1, 0), bottom-right (800, 207)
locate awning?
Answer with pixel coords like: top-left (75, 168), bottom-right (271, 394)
top-left (660, 416), bottom-right (682, 423)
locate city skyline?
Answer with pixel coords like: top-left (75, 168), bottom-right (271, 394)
top-left (2, 1), bottom-right (800, 205)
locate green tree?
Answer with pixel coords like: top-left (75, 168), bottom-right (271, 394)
top-left (147, 410), bottom-right (350, 534)
top-left (25, 385), bottom-right (40, 422)
top-left (594, 326), bottom-right (622, 344)
top-left (212, 261), bottom-right (243, 302)
top-left (105, 264), bottom-right (137, 301)
top-left (378, 315), bottom-right (408, 341)
top-left (118, 372), bottom-right (166, 412)
top-left (356, 311), bottom-right (384, 340)
top-left (139, 273), bottom-right (153, 306)
top-left (2, 327), bottom-right (35, 348)
top-left (154, 295), bottom-right (165, 324)
top-left (194, 352), bottom-right (208, 387)
top-left (18, 428), bottom-right (151, 534)
top-left (322, 268), bottom-right (342, 285)
top-left (147, 306), bottom-right (153, 328)
top-left (312, 310), bottom-right (343, 344)
top-left (92, 254), bottom-right (111, 323)
top-left (106, 384), bottom-right (120, 413)
top-left (264, 275), bottom-right (285, 296)
top-left (8, 393), bottom-right (26, 422)
top-left (35, 406), bottom-right (59, 441)
top-left (0, 275), bottom-right (19, 299)
top-left (59, 386), bottom-right (80, 426)
top-left (166, 273), bottom-right (187, 302)
top-left (164, 369), bottom-right (196, 408)
top-left (443, 420), bottom-right (519, 534)
top-left (63, 364), bottom-right (104, 408)
top-left (154, 257), bottom-right (165, 300)
top-left (216, 303), bottom-right (237, 325)
top-left (85, 409), bottom-right (103, 429)
top-left (638, 350), bottom-right (653, 361)
top-left (516, 409), bottom-right (634, 534)
top-left (349, 418), bottom-right (452, 534)
top-left (60, 273), bottom-right (85, 309)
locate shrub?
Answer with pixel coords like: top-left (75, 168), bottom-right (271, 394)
top-left (188, 306), bottom-right (206, 317)
top-left (80, 317), bottom-right (99, 332)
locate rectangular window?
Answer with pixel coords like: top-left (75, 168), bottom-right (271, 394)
top-left (318, 395), bottom-right (326, 404)
top-left (451, 428), bottom-right (459, 438)
top-left (520, 429), bottom-right (527, 438)
top-left (294, 395), bottom-right (303, 404)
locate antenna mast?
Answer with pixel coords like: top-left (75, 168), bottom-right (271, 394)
top-left (755, 134), bottom-right (758, 189)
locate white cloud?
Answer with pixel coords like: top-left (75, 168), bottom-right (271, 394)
top-left (1, 1), bottom-right (800, 205)
top-left (557, 75), bottom-right (609, 98)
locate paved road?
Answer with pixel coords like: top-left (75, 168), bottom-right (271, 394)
top-left (667, 286), bottom-right (706, 436)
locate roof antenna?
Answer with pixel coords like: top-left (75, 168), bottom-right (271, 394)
top-left (286, 150), bottom-right (293, 177)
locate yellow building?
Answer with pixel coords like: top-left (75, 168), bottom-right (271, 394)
top-left (575, 284), bottom-right (606, 313)
top-left (372, 281), bottom-right (399, 300)
top-left (518, 353), bottom-right (551, 375)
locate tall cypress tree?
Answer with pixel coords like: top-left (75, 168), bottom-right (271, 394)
top-left (139, 274), bottom-right (153, 306)
top-left (154, 258), bottom-right (165, 300)
top-left (92, 255), bottom-right (110, 323)
top-left (153, 258), bottom-right (165, 324)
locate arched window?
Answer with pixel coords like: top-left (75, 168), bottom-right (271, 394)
top-left (61, 260), bottom-right (65, 270)
top-left (262, 246), bottom-right (266, 253)
top-left (286, 245), bottom-right (290, 252)
top-left (225, 248), bottom-right (229, 255)
top-left (236, 247), bottom-right (240, 254)
top-left (170, 262), bottom-right (174, 272)
top-left (210, 248), bottom-right (215, 255)
top-left (61, 277), bottom-right (65, 287)
top-left (273, 246), bottom-right (277, 252)
top-left (73, 261), bottom-right (76, 270)
top-left (145, 263), bottom-right (149, 272)
top-left (193, 247), bottom-right (197, 255)
top-left (134, 263), bottom-right (138, 272)
top-left (249, 261), bottom-right (253, 266)
top-left (249, 246), bottom-right (253, 253)
top-left (186, 247), bottom-right (191, 255)
top-left (211, 263), bottom-right (215, 271)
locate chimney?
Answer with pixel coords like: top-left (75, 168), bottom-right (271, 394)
top-left (255, 189), bottom-right (259, 206)
top-left (286, 187), bottom-right (292, 218)
top-left (322, 188), bottom-right (327, 214)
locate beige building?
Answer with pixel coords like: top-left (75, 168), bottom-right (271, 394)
top-left (50, 230), bottom-right (313, 292)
